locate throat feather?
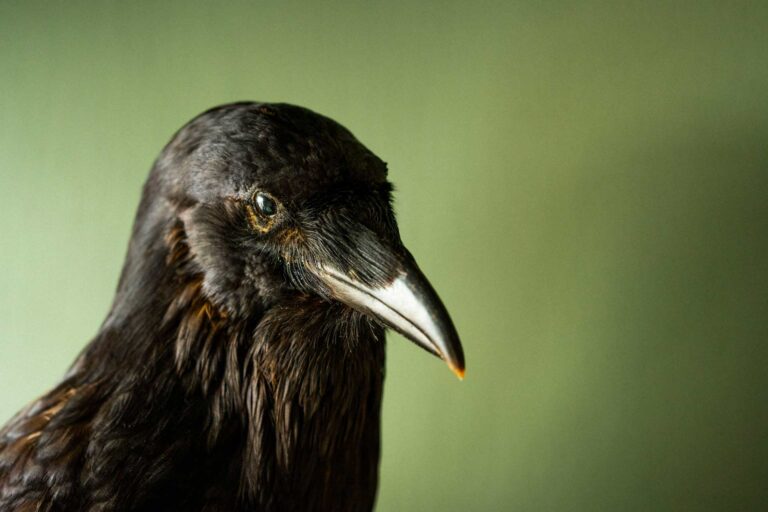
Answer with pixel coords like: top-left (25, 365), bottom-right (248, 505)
top-left (163, 222), bottom-right (386, 510)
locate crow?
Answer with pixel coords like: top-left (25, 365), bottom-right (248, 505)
top-left (0, 102), bottom-right (464, 512)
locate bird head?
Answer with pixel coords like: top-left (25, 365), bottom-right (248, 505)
top-left (137, 102), bottom-right (464, 378)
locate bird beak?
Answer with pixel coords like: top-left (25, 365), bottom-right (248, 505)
top-left (315, 257), bottom-right (465, 379)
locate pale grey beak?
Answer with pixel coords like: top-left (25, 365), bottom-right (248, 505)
top-left (316, 260), bottom-right (465, 379)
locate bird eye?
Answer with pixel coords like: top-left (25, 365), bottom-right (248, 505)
top-left (255, 192), bottom-right (277, 216)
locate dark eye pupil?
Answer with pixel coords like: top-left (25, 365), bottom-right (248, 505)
top-left (255, 193), bottom-right (277, 216)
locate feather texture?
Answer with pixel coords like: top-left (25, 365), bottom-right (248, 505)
top-left (1, 217), bottom-right (385, 511)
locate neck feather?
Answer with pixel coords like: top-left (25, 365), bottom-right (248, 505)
top-left (86, 215), bottom-right (386, 511)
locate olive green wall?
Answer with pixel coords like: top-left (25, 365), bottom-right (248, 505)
top-left (2, 1), bottom-right (767, 510)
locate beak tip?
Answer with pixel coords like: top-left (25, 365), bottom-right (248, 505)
top-left (450, 363), bottom-right (466, 380)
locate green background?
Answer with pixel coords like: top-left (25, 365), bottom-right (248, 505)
top-left (2, 1), bottom-right (767, 510)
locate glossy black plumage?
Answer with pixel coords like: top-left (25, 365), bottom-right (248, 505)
top-left (0, 102), bottom-right (463, 511)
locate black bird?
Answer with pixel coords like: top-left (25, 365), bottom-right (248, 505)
top-left (0, 102), bottom-right (464, 512)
